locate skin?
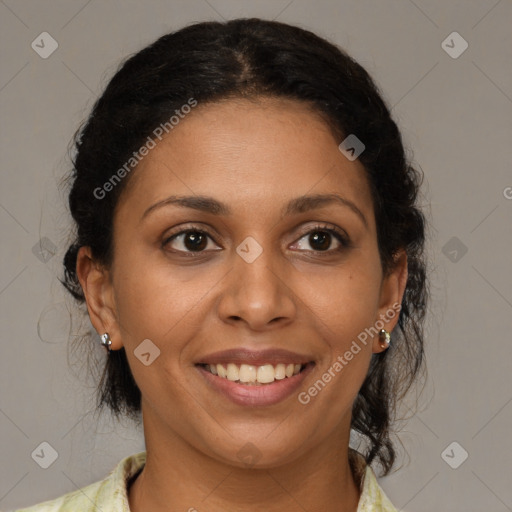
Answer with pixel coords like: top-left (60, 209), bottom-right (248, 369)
top-left (77, 97), bottom-right (407, 512)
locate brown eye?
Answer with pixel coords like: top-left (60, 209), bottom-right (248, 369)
top-left (163, 229), bottom-right (219, 253)
top-left (182, 231), bottom-right (208, 251)
top-left (292, 225), bottom-right (350, 254)
top-left (307, 231), bottom-right (332, 251)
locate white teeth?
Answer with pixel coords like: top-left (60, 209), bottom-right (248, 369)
top-left (226, 363), bottom-right (239, 381)
top-left (204, 362), bottom-right (306, 384)
top-left (257, 364), bottom-right (275, 383)
top-left (239, 364), bottom-right (257, 383)
top-left (217, 364), bottom-right (227, 378)
top-left (274, 364), bottom-right (286, 380)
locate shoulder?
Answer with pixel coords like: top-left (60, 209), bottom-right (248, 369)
top-left (13, 452), bottom-right (146, 512)
top-left (349, 449), bottom-right (398, 512)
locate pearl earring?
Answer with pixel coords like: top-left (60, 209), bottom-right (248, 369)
top-left (378, 329), bottom-right (391, 350)
top-left (100, 333), bottom-right (112, 353)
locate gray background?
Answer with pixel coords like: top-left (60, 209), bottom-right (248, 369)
top-left (1, 1), bottom-right (511, 511)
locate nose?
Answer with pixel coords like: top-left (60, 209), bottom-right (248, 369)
top-left (216, 244), bottom-right (297, 331)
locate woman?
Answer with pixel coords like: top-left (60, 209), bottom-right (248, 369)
top-left (17, 17), bottom-right (427, 512)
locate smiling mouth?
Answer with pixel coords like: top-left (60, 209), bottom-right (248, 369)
top-left (197, 362), bottom-right (314, 385)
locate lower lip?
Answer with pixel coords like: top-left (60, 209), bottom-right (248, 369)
top-left (196, 363), bottom-right (315, 407)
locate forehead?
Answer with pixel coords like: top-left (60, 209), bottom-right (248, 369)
top-left (119, 97), bottom-right (373, 219)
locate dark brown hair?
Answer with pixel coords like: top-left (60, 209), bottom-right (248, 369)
top-left (62, 18), bottom-right (427, 476)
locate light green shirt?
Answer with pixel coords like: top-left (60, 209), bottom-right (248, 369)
top-left (14, 450), bottom-right (398, 511)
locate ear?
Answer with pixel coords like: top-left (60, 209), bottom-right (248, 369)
top-left (76, 246), bottom-right (121, 350)
top-left (372, 249), bottom-right (408, 354)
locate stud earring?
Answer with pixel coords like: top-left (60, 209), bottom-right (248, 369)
top-left (378, 329), bottom-right (391, 350)
top-left (100, 333), bottom-right (112, 353)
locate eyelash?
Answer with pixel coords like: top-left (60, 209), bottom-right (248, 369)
top-left (162, 223), bottom-right (351, 257)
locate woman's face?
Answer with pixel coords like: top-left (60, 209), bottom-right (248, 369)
top-left (80, 97), bottom-right (406, 468)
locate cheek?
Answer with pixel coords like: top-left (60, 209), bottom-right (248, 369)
top-left (300, 256), bottom-right (382, 342)
top-left (295, 265), bottom-right (379, 424)
top-left (296, 251), bottom-right (381, 409)
top-left (110, 256), bottom-right (213, 410)
top-left (110, 249), bottom-right (212, 345)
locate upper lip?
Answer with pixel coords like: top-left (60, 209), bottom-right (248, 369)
top-left (196, 348), bottom-right (314, 367)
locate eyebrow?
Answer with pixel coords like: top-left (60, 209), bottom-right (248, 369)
top-left (141, 193), bottom-right (368, 228)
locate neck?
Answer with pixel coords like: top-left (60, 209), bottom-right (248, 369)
top-left (128, 406), bottom-right (361, 512)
